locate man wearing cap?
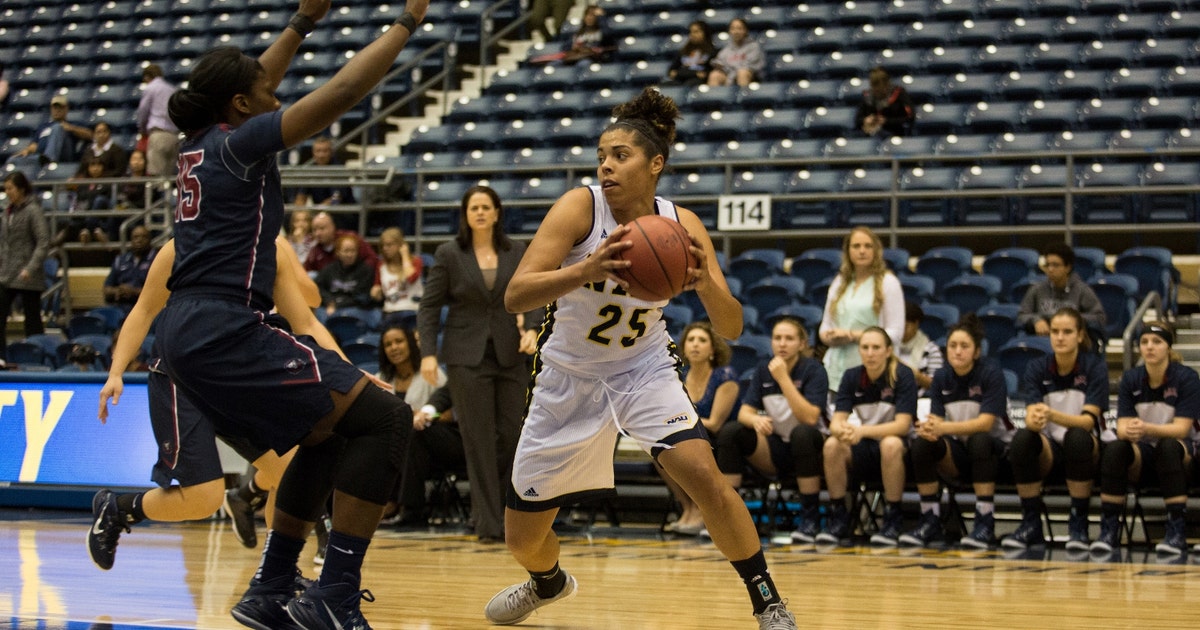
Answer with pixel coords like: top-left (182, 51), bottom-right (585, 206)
top-left (10, 95), bottom-right (93, 166)
top-left (136, 64), bottom-right (179, 177)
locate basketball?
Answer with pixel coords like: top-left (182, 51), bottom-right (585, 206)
top-left (613, 215), bottom-right (697, 301)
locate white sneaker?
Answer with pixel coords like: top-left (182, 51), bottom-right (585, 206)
top-left (485, 572), bottom-right (577, 625)
top-left (755, 600), bottom-right (798, 630)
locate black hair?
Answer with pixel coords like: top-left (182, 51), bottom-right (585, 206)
top-left (455, 185), bottom-right (512, 252)
top-left (168, 46), bottom-right (263, 136)
top-left (948, 312), bottom-right (986, 350)
top-left (606, 87), bottom-right (681, 163)
top-left (904, 301), bottom-right (924, 323)
top-left (377, 325), bottom-right (421, 383)
top-left (4, 171), bottom-right (33, 196)
top-left (680, 20), bottom-right (716, 57)
top-left (1042, 240), bottom-right (1075, 269)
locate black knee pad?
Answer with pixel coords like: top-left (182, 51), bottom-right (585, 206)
top-left (909, 437), bottom-right (948, 484)
top-left (333, 385), bottom-right (413, 504)
top-left (1157, 440), bottom-right (1189, 498)
top-left (1099, 439), bottom-right (1135, 496)
top-left (789, 424), bottom-right (824, 478)
top-left (276, 436), bottom-right (345, 522)
top-left (966, 433), bottom-right (997, 484)
top-left (1063, 427), bottom-right (1096, 483)
top-left (1009, 428), bottom-right (1045, 484)
top-left (715, 421), bottom-right (756, 474)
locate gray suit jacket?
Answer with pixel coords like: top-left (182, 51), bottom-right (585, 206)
top-left (0, 198), bottom-right (49, 292)
top-left (417, 239), bottom-right (543, 368)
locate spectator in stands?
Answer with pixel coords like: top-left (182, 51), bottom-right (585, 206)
top-left (116, 150), bottom-right (157, 211)
top-left (1017, 241), bottom-right (1106, 337)
top-left (714, 317), bottom-right (827, 543)
top-left (534, 4), bottom-right (616, 65)
top-left (899, 314), bottom-right (1014, 549)
top-left (103, 225), bottom-right (157, 314)
top-left (0, 171), bottom-right (50, 362)
top-left (660, 321), bottom-right (741, 536)
top-left (292, 136), bottom-right (355, 207)
top-left (6, 95), bottom-right (93, 173)
top-left (526, 0), bottom-right (573, 43)
top-left (898, 301), bottom-right (944, 396)
top-left (371, 226), bottom-right (423, 317)
top-left (1004, 307), bottom-right (1106, 552)
top-left (303, 210), bottom-right (379, 274)
top-left (417, 184), bottom-right (541, 544)
top-left (1092, 322), bottom-right (1199, 557)
top-left (0, 63), bottom-right (9, 110)
top-left (315, 233), bottom-right (378, 318)
top-left (136, 64), bottom-right (179, 177)
top-left (818, 326), bottom-right (916, 546)
top-left (375, 324), bottom-right (457, 528)
top-left (854, 67), bottom-right (915, 138)
top-left (819, 226), bottom-right (905, 406)
top-left (79, 122), bottom-right (129, 178)
top-left (60, 342), bottom-right (101, 372)
top-left (664, 20), bottom-right (717, 87)
top-left (285, 208), bottom-right (316, 265)
top-left (707, 18), bottom-right (765, 87)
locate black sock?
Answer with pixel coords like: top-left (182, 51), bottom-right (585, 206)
top-left (730, 549), bottom-right (781, 614)
top-left (116, 493), bottom-right (146, 525)
top-left (1020, 496), bottom-right (1043, 520)
top-left (320, 530), bottom-right (371, 590)
top-left (1070, 497), bottom-right (1090, 518)
top-left (239, 477), bottom-right (269, 510)
top-left (1167, 503), bottom-right (1186, 520)
top-left (255, 530), bottom-right (305, 583)
top-left (800, 492), bottom-right (819, 514)
top-left (530, 562), bottom-right (567, 598)
top-left (1101, 502), bottom-right (1122, 518)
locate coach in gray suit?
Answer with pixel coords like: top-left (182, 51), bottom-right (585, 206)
top-left (418, 185), bottom-right (542, 543)
top-left (0, 171), bottom-right (49, 360)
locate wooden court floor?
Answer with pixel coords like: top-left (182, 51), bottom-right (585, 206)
top-left (2, 509), bottom-right (1198, 629)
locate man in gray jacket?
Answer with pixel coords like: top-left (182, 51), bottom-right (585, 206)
top-left (1017, 241), bottom-right (1106, 336)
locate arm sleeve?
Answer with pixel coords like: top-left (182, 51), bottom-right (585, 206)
top-left (1085, 355), bottom-right (1110, 411)
top-left (1117, 369), bottom-right (1137, 418)
top-left (835, 367), bottom-right (858, 413)
top-left (1174, 366), bottom-right (1200, 421)
top-left (1078, 283), bottom-right (1108, 330)
top-left (879, 273), bottom-right (906, 349)
top-left (1022, 358), bottom-right (1045, 403)
top-left (747, 41), bottom-right (766, 73)
top-left (741, 367), bottom-right (766, 410)
top-left (223, 111), bottom-right (286, 168)
top-left (929, 369), bottom-right (948, 417)
top-left (980, 363), bottom-right (1009, 417)
top-left (801, 359), bottom-right (830, 417)
top-left (820, 275), bottom-right (844, 333)
top-left (895, 364), bottom-right (919, 416)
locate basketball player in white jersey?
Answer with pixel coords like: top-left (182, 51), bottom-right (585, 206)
top-left (486, 88), bottom-right (797, 630)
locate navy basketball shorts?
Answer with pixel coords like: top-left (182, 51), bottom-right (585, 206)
top-left (156, 296), bottom-right (364, 454)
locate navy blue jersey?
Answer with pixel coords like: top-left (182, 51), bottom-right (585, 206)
top-left (1118, 362), bottom-right (1200, 446)
top-left (742, 356), bottom-right (828, 438)
top-left (835, 362), bottom-right (918, 426)
top-left (1022, 351), bottom-right (1109, 443)
top-left (929, 358), bottom-right (1015, 442)
top-left (168, 111), bottom-right (287, 311)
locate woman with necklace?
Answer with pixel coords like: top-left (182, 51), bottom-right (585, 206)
top-left (1092, 321), bottom-right (1199, 556)
top-left (1003, 307), bottom-right (1107, 552)
top-left (417, 184), bottom-right (541, 544)
top-left (819, 226), bottom-right (905, 405)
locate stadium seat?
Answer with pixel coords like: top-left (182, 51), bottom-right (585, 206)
top-left (341, 342), bottom-right (379, 368)
top-left (883, 248), bottom-right (911, 275)
top-left (957, 165), bottom-right (1019, 225)
top-left (729, 249), bottom-right (787, 288)
top-left (899, 167), bottom-right (958, 227)
top-left (1016, 163), bottom-right (1075, 224)
top-left (744, 277), bottom-right (808, 317)
top-left (982, 247), bottom-right (1041, 297)
top-left (978, 303), bottom-right (1022, 350)
top-left (942, 274), bottom-right (1003, 315)
top-left (790, 248), bottom-right (842, 289)
top-left (6, 341), bottom-right (52, 370)
top-left (899, 274), bottom-right (936, 304)
top-left (919, 303), bottom-right (960, 341)
top-left (661, 303), bottom-right (693, 341)
top-left (1075, 162), bottom-right (1141, 224)
top-left (1113, 247), bottom-right (1180, 313)
top-left (1008, 274), bottom-right (1040, 305)
top-left (1089, 273), bottom-right (1139, 338)
top-left (1072, 246), bottom-right (1109, 282)
top-left (915, 246), bottom-right (975, 299)
top-left (729, 334), bottom-right (772, 376)
top-left (995, 336), bottom-right (1053, 377)
top-left (1140, 161), bottom-right (1200, 223)
top-left (66, 314), bottom-right (108, 338)
top-left (762, 304), bottom-right (824, 338)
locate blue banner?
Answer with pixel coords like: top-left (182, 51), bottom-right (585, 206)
top-left (0, 373), bottom-right (156, 488)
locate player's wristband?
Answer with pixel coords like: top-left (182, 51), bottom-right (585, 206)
top-left (394, 11), bottom-right (419, 34)
top-left (288, 12), bottom-right (316, 37)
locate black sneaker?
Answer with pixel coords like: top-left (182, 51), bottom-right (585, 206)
top-left (1066, 509), bottom-right (1090, 551)
top-left (815, 505), bottom-right (848, 544)
top-left (1089, 512), bottom-right (1120, 553)
top-left (870, 506), bottom-right (903, 546)
top-left (287, 574), bottom-right (375, 630)
top-left (231, 574), bottom-right (303, 630)
top-left (898, 510), bottom-right (943, 547)
top-left (789, 506), bottom-right (821, 544)
top-left (224, 488), bottom-right (258, 549)
top-left (87, 490), bottom-right (129, 570)
top-left (1001, 514), bottom-right (1045, 549)
top-left (1156, 513), bottom-right (1187, 556)
top-left (960, 513), bottom-right (995, 550)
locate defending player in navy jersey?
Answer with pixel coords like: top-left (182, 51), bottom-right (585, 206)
top-left (1005, 307), bottom-right (1108, 552)
top-left (83, 1), bottom-right (431, 628)
top-left (899, 314), bottom-right (1015, 549)
top-left (490, 88), bottom-right (798, 629)
top-left (1093, 322), bottom-right (1200, 556)
top-left (817, 326), bottom-right (917, 546)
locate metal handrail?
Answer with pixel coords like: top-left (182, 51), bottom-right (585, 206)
top-left (1123, 291), bottom-right (1164, 371)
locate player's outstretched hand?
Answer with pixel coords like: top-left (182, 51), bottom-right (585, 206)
top-left (98, 375), bottom-right (124, 424)
top-left (297, 0), bottom-right (330, 22)
top-left (404, 0), bottom-right (431, 24)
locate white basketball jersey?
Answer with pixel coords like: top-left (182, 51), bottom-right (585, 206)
top-left (537, 186), bottom-right (679, 376)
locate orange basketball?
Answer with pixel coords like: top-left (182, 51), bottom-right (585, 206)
top-left (613, 215), bottom-right (697, 301)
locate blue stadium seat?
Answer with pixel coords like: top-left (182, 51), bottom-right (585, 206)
top-left (750, 108), bottom-right (809, 141)
top-left (767, 52), bottom-right (827, 81)
top-left (964, 101), bottom-right (1026, 134)
top-left (1079, 39), bottom-right (1141, 70)
top-left (785, 78), bottom-right (846, 108)
top-left (790, 248), bottom-right (842, 288)
top-left (936, 134), bottom-right (996, 156)
top-left (729, 249), bottom-right (787, 288)
top-left (1073, 246), bottom-right (1109, 282)
top-left (915, 246), bottom-right (975, 299)
top-left (992, 131), bottom-right (1054, 154)
top-left (1138, 96), bottom-right (1197, 129)
top-left (1089, 273), bottom-right (1139, 338)
top-left (1140, 161), bottom-right (1200, 222)
top-left (729, 334), bottom-right (772, 377)
top-left (1016, 163), bottom-right (1074, 224)
top-left (919, 303), bottom-right (961, 341)
top-left (1108, 128), bottom-right (1170, 151)
top-left (1106, 67), bottom-right (1165, 98)
top-left (1078, 98), bottom-right (1141, 130)
top-left (67, 314), bottom-right (108, 338)
top-left (942, 274), bottom-right (1003, 314)
top-left (840, 168), bottom-right (893, 227)
top-left (899, 274), bottom-right (936, 304)
top-left (996, 69), bottom-right (1056, 101)
top-left (883, 248), bottom-right (911, 275)
top-left (744, 277), bottom-right (808, 316)
top-left (913, 103), bottom-right (970, 136)
top-left (978, 303), bottom-right (1022, 350)
top-left (982, 247), bottom-right (1041, 298)
top-left (1024, 98), bottom-right (1081, 131)
top-left (661, 303), bottom-right (693, 341)
top-left (802, 105), bottom-right (859, 138)
top-left (1113, 247), bottom-right (1180, 313)
top-left (978, 44), bottom-right (1031, 73)
top-left (995, 336), bottom-right (1053, 377)
top-left (7, 342), bottom-right (52, 370)
top-left (942, 74), bottom-right (998, 104)
top-left (1047, 130), bottom-right (1113, 153)
top-left (1027, 42), bottom-right (1084, 71)
top-left (901, 22), bottom-right (956, 49)
top-left (1075, 162), bottom-right (1141, 223)
top-left (762, 304), bottom-right (825, 339)
top-left (1050, 69), bottom-right (1109, 100)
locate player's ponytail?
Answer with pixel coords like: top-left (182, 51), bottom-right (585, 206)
top-left (168, 46), bottom-right (263, 136)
